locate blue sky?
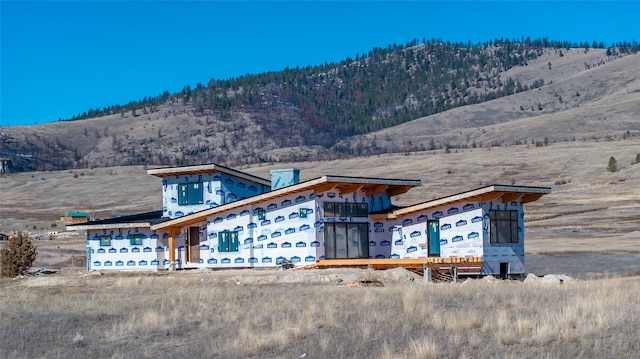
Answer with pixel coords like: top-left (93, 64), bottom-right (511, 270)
top-left (1, 1), bottom-right (638, 127)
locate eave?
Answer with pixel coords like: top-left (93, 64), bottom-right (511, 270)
top-left (67, 222), bottom-right (153, 231)
top-left (151, 175), bottom-right (421, 231)
top-left (147, 163), bottom-right (272, 187)
top-left (387, 184), bottom-right (551, 218)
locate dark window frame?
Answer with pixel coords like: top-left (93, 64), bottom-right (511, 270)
top-left (324, 222), bottom-right (369, 259)
top-left (218, 231), bottom-right (239, 252)
top-left (99, 235), bottom-right (111, 247)
top-left (489, 210), bottom-right (519, 244)
top-left (178, 182), bottom-right (204, 205)
top-left (130, 234), bottom-right (143, 246)
top-left (323, 202), bottom-right (369, 218)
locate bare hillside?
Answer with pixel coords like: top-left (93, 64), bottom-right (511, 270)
top-left (1, 46), bottom-right (638, 173)
top-left (339, 51), bottom-right (640, 151)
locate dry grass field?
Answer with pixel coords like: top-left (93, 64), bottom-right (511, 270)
top-left (1, 270), bottom-right (639, 358)
top-left (1, 136), bottom-right (639, 358)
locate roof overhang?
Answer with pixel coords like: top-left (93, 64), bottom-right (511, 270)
top-left (386, 184), bottom-right (551, 219)
top-left (151, 175), bottom-right (421, 231)
top-left (67, 222), bottom-right (152, 231)
top-left (147, 163), bottom-right (272, 187)
top-left (66, 210), bottom-right (165, 231)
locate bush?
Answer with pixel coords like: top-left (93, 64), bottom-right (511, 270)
top-left (0, 231), bottom-right (38, 277)
top-left (607, 156), bottom-right (618, 172)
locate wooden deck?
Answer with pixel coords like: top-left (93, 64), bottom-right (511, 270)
top-left (316, 257), bottom-right (482, 270)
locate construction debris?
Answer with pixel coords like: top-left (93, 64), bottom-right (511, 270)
top-left (345, 280), bottom-right (384, 287)
top-left (27, 268), bottom-right (58, 275)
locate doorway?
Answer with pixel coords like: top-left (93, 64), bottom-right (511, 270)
top-left (427, 220), bottom-right (440, 257)
top-left (499, 262), bottom-right (509, 280)
top-left (185, 227), bottom-right (200, 264)
top-left (323, 222), bottom-right (369, 259)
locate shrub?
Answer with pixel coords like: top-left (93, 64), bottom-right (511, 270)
top-left (607, 156), bottom-right (618, 172)
top-left (0, 231), bottom-right (38, 277)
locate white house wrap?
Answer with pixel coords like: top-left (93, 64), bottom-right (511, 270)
top-left (68, 163), bottom-right (550, 277)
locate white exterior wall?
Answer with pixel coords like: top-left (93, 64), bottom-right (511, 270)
top-left (390, 198), bottom-right (525, 275)
top-left (390, 219), bottom-right (428, 259)
top-left (87, 227), bottom-right (160, 271)
top-left (85, 187), bottom-right (395, 270)
top-left (438, 207), bottom-right (484, 258)
top-left (157, 190), bottom-right (319, 269)
top-left (161, 173), bottom-right (270, 218)
top-left (315, 189), bottom-right (394, 260)
top-left (369, 219), bottom-right (401, 259)
top-left (482, 199), bottom-right (525, 275)
top-left (86, 188), bottom-right (528, 274)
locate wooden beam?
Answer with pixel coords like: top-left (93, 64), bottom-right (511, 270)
top-left (388, 185), bottom-right (412, 197)
top-left (500, 192), bottom-right (523, 203)
top-left (314, 183), bottom-right (337, 194)
top-left (339, 184), bottom-right (364, 195)
top-left (476, 192), bottom-right (503, 202)
top-left (365, 185), bottom-right (388, 196)
top-left (316, 257), bottom-right (482, 269)
top-left (521, 193), bottom-right (545, 203)
top-left (168, 229), bottom-right (176, 265)
top-left (369, 212), bottom-right (395, 220)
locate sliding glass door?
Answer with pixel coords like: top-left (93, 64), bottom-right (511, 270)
top-left (324, 222), bottom-right (369, 259)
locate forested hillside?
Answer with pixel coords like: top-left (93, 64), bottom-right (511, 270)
top-left (1, 38), bottom-right (638, 173)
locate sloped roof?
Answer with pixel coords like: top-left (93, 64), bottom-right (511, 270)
top-left (151, 175), bottom-right (421, 230)
top-left (147, 163), bottom-right (271, 186)
top-left (373, 184), bottom-right (551, 219)
top-left (62, 211), bottom-right (88, 217)
top-left (66, 210), bottom-right (168, 230)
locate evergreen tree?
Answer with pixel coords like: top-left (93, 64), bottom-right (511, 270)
top-left (607, 156), bottom-right (618, 172)
top-left (0, 231), bottom-right (37, 277)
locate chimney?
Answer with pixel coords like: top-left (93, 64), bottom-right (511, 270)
top-left (270, 168), bottom-right (300, 190)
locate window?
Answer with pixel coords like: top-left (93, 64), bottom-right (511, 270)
top-left (323, 202), bottom-right (368, 218)
top-left (130, 234), bottom-right (143, 246)
top-left (178, 183), bottom-right (204, 205)
top-left (490, 210), bottom-right (519, 243)
top-left (324, 223), bottom-right (369, 259)
top-left (100, 235), bottom-right (111, 246)
top-left (218, 231), bottom-right (239, 252)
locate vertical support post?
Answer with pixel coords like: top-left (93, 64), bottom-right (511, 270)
top-left (168, 229), bottom-right (176, 271)
top-left (423, 264), bottom-right (432, 283)
top-left (452, 266), bottom-right (458, 283)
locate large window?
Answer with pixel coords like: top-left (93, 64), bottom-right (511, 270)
top-left (130, 234), bottom-right (143, 246)
top-left (323, 202), bottom-right (368, 218)
top-left (178, 183), bottom-right (204, 205)
top-left (490, 210), bottom-right (519, 243)
top-left (100, 235), bottom-right (111, 247)
top-left (324, 223), bottom-right (369, 259)
top-left (218, 231), bottom-right (239, 252)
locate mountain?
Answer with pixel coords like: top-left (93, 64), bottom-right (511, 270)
top-left (338, 51), bottom-right (640, 152)
top-left (1, 39), bottom-right (638, 173)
